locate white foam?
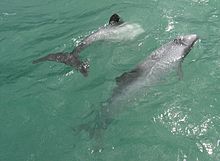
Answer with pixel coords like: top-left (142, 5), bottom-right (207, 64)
top-left (2, 12), bottom-right (16, 16)
top-left (165, 16), bottom-right (175, 32)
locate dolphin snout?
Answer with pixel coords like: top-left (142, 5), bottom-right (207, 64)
top-left (189, 34), bottom-right (199, 42)
top-left (185, 34), bottom-right (199, 44)
top-left (181, 34), bottom-right (199, 48)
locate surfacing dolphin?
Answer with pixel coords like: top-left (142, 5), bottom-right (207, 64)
top-left (32, 14), bottom-right (144, 76)
top-left (76, 34), bottom-right (199, 150)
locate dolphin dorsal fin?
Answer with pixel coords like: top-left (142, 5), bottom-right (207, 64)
top-left (115, 68), bottom-right (141, 86)
top-left (109, 13), bottom-right (123, 26)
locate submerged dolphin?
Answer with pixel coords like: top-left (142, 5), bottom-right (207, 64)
top-left (77, 34), bottom-right (199, 143)
top-left (32, 14), bottom-right (144, 76)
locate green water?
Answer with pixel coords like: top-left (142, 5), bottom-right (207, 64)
top-left (1, 0), bottom-right (220, 160)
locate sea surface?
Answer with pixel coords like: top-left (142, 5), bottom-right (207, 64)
top-left (1, 0), bottom-right (220, 161)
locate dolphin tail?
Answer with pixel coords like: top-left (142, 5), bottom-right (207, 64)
top-left (73, 119), bottom-right (105, 152)
top-left (73, 110), bottom-right (104, 138)
top-left (32, 52), bottom-right (89, 77)
top-left (73, 109), bottom-right (113, 152)
top-left (74, 121), bottom-right (102, 139)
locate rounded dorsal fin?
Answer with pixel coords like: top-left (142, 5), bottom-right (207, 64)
top-left (109, 13), bottom-right (123, 25)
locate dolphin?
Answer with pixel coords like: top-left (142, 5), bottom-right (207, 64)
top-left (32, 14), bottom-right (144, 76)
top-left (76, 34), bottom-right (199, 146)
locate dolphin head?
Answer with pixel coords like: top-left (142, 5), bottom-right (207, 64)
top-left (109, 13), bottom-right (123, 26)
top-left (173, 34), bottom-right (199, 58)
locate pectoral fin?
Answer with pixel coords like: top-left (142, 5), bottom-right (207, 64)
top-left (177, 63), bottom-right (183, 80)
top-left (115, 68), bottom-right (141, 86)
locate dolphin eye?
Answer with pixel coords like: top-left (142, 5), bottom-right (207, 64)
top-left (174, 38), bottom-right (181, 44)
top-left (174, 38), bottom-right (187, 46)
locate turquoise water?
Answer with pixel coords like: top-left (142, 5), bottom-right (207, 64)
top-left (1, 0), bottom-right (220, 160)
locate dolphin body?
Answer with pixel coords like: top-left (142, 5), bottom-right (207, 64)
top-left (77, 34), bottom-right (199, 141)
top-left (32, 14), bottom-right (144, 76)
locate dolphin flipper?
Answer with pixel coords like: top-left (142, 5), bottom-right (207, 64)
top-left (115, 68), bottom-right (142, 86)
top-left (177, 62), bottom-right (183, 80)
top-left (32, 52), bottom-right (89, 77)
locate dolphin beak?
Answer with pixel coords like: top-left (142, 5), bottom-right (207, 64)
top-left (189, 34), bottom-right (199, 45)
top-left (181, 34), bottom-right (199, 58)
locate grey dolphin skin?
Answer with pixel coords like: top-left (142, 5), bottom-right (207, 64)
top-left (77, 34), bottom-right (199, 146)
top-left (32, 14), bottom-right (123, 77)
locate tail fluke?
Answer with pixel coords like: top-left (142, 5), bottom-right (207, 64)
top-left (32, 52), bottom-right (67, 64)
top-left (72, 101), bottom-right (115, 152)
top-left (73, 120), bottom-right (105, 153)
top-left (32, 52), bottom-right (89, 77)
